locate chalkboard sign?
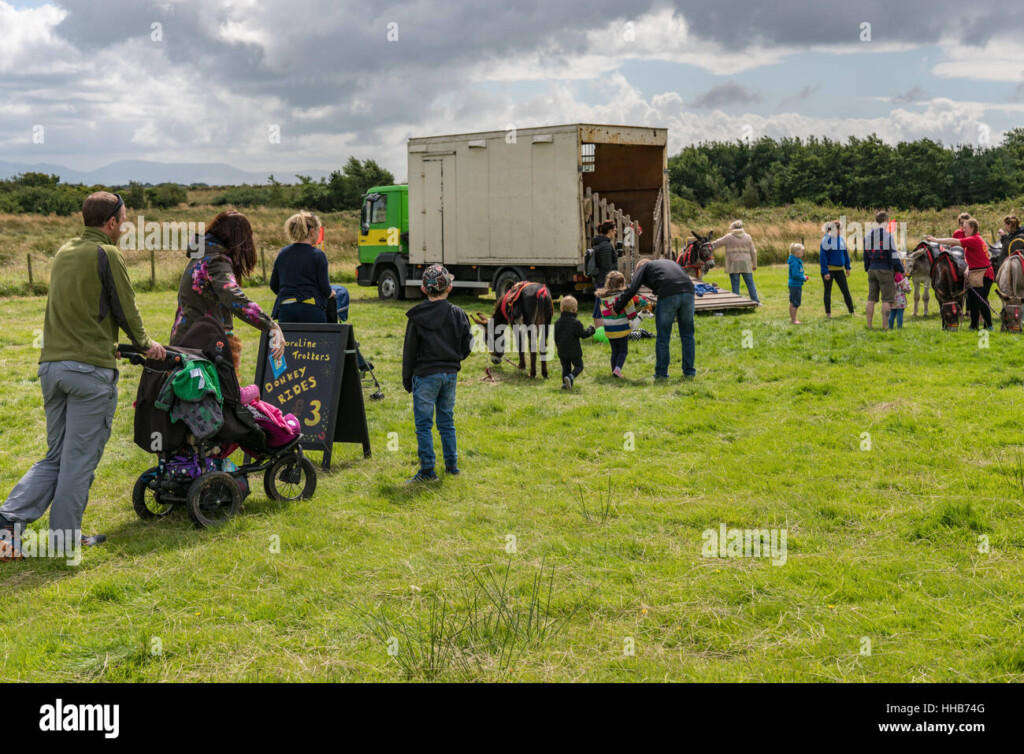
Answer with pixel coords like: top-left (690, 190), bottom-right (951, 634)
top-left (254, 323), bottom-right (370, 468)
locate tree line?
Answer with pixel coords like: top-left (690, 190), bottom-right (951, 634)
top-left (0, 157), bottom-right (394, 216)
top-left (7, 133), bottom-right (1024, 218)
top-left (669, 129), bottom-right (1024, 210)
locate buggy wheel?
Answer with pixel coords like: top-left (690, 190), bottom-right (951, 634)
top-left (132, 467), bottom-right (175, 520)
top-left (186, 472), bottom-right (241, 528)
top-left (264, 454), bottom-right (317, 501)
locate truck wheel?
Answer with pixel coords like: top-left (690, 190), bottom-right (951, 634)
top-left (494, 270), bottom-right (523, 299)
top-left (377, 268), bottom-right (404, 300)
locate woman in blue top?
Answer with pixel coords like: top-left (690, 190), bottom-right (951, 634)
top-left (819, 221), bottom-right (854, 317)
top-left (270, 211), bottom-right (334, 323)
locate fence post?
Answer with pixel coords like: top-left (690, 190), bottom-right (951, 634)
top-left (27, 253), bottom-right (33, 290)
top-left (261, 248), bottom-right (267, 283)
top-left (150, 248), bottom-right (156, 288)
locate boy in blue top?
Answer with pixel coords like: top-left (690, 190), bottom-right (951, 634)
top-left (788, 243), bottom-right (808, 324)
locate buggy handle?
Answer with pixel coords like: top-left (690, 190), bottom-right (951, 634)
top-left (117, 344), bottom-right (182, 366)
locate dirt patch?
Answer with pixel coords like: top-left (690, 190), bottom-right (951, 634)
top-left (866, 399), bottom-right (918, 415)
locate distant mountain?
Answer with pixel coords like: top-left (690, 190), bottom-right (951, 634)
top-left (0, 159), bottom-right (333, 186)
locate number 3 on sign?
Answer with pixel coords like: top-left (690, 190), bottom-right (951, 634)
top-left (305, 400), bottom-right (321, 427)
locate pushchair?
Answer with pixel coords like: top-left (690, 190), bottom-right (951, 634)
top-left (119, 316), bottom-right (317, 528)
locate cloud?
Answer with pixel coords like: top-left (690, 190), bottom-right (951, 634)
top-left (691, 82), bottom-right (764, 109)
top-left (0, 1), bottom-right (76, 74)
top-left (933, 35), bottom-right (1024, 81)
top-left (669, 0), bottom-right (1021, 48)
top-left (2, 0), bottom-right (1024, 178)
top-left (890, 86), bottom-right (927, 104)
top-left (778, 84), bottom-right (820, 108)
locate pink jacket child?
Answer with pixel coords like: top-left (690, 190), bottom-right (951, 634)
top-left (238, 385), bottom-right (301, 448)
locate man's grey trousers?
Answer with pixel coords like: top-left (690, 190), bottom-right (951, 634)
top-left (1, 360), bottom-right (118, 535)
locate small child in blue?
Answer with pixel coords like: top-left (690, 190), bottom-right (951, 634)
top-left (788, 243), bottom-right (808, 325)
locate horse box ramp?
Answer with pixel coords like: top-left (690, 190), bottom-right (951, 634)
top-left (642, 287), bottom-right (758, 313)
top-left (693, 290), bottom-right (758, 312)
top-left (406, 124), bottom-right (672, 274)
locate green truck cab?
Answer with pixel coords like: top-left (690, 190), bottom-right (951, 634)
top-left (356, 184), bottom-right (411, 299)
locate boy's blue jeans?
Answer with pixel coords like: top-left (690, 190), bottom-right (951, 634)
top-left (888, 308), bottom-right (905, 329)
top-left (729, 272), bottom-right (760, 303)
top-left (654, 292), bottom-right (696, 378)
top-left (412, 373), bottom-right (458, 471)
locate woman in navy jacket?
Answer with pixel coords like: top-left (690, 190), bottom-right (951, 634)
top-left (819, 221), bottom-right (854, 317)
top-left (270, 211), bottom-right (334, 323)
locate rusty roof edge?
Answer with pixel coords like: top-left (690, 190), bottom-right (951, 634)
top-left (407, 123), bottom-right (668, 145)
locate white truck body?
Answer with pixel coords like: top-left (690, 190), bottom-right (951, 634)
top-left (405, 124), bottom-right (671, 294)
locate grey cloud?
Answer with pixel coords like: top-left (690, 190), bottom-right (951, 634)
top-left (41, 0), bottom-right (663, 152)
top-left (669, 0), bottom-right (1024, 47)
top-left (890, 86), bottom-right (926, 104)
top-left (778, 84), bottom-right (820, 108)
top-left (691, 81), bottom-right (763, 109)
top-left (4, 0), bottom-right (1024, 176)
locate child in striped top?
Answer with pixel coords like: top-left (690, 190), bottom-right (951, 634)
top-left (593, 271), bottom-right (647, 378)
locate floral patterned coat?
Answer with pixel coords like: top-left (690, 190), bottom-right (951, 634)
top-left (170, 237), bottom-right (275, 346)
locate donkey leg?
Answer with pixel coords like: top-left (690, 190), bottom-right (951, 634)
top-left (539, 324), bottom-right (548, 379)
top-left (527, 327), bottom-right (537, 378)
top-left (923, 284), bottom-right (930, 317)
top-left (913, 282), bottom-right (921, 316)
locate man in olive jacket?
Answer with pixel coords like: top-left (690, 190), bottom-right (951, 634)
top-left (0, 192), bottom-right (165, 559)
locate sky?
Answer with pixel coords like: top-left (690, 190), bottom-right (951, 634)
top-left (3, 0), bottom-right (1024, 181)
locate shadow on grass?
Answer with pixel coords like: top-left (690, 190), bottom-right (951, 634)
top-left (0, 488), bottom-right (302, 594)
top-left (375, 476), bottom-right (457, 504)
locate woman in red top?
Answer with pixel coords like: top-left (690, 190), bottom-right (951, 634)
top-left (952, 211), bottom-right (970, 240)
top-left (926, 217), bottom-right (993, 330)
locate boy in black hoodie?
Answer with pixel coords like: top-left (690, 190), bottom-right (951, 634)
top-left (554, 295), bottom-right (595, 390)
top-left (402, 264), bottom-right (473, 483)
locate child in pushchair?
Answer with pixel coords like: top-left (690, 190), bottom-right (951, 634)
top-left (120, 316), bottom-right (317, 528)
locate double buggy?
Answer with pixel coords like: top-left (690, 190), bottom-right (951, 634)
top-left (120, 316), bottom-right (317, 528)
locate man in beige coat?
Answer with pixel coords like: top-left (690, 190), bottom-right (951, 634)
top-left (711, 220), bottom-right (760, 303)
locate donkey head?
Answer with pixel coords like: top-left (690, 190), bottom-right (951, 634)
top-left (472, 311), bottom-right (505, 364)
top-left (939, 300), bottom-right (964, 331)
top-left (686, 230), bottom-right (716, 274)
top-left (1000, 301), bottom-right (1023, 332)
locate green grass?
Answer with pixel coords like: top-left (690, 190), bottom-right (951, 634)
top-left (1, 265), bottom-right (1023, 682)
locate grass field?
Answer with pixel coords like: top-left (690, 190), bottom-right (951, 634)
top-left (1, 265), bottom-right (1023, 682)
